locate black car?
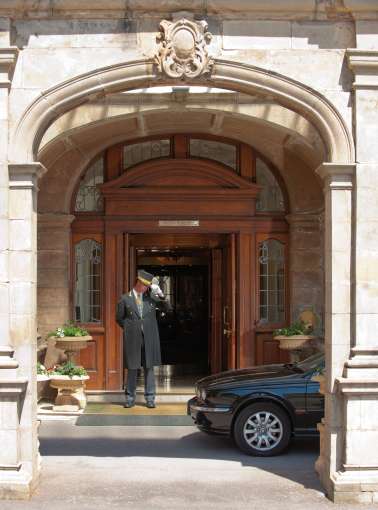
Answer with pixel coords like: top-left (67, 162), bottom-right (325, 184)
top-left (188, 352), bottom-right (324, 457)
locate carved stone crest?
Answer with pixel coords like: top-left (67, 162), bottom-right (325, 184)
top-left (155, 18), bottom-right (213, 79)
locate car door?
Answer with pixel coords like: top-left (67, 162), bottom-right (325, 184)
top-left (305, 376), bottom-right (324, 432)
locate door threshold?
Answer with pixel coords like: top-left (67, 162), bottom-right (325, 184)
top-left (87, 390), bottom-right (193, 404)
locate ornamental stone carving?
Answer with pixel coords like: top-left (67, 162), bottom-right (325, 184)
top-left (155, 18), bottom-right (213, 79)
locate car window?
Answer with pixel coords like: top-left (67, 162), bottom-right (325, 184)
top-left (296, 352), bottom-right (325, 372)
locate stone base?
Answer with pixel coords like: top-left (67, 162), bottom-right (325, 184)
top-left (0, 466), bottom-right (40, 500)
top-left (330, 469), bottom-right (378, 504)
top-left (52, 404), bottom-right (79, 412)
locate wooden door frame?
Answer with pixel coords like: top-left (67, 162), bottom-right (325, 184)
top-left (72, 153), bottom-right (289, 389)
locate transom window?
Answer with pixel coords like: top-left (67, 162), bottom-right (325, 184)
top-left (189, 139), bottom-right (237, 170)
top-left (123, 139), bottom-right (170, 169)
top-left (73, 135), bottom-right (286, 214)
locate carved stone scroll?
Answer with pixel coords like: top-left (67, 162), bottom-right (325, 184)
top-left (155, 18), bottom-right (213, 79)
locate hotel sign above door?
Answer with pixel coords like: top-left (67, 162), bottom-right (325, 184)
top-left (158, 220), bottom-right (200, 227)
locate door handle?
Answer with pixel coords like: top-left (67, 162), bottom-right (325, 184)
top-left (223, 328), bottom-right (233, 336)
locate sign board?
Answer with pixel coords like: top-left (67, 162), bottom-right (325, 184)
top-left (158, 220), bottom-right (200, 227)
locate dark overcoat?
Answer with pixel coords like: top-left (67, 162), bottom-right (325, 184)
top-left (116, 290), bottom-right (163, 369)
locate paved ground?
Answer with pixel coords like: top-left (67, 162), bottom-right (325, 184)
top-left (2, 419), bottom-right (376, 510)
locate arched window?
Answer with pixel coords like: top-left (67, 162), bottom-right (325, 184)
top-left (258, 239), bottom-right (285, 324)
top-left (256, 158), bottom-right (285, 212)
top-left (189, 139), bottom-right (237, 170)
top-left (75, 156), bottom-right (104, 212)
top-left (123, 139), bottom-right (170, 169)
top-left (74, 239), bottom-right (102, 323)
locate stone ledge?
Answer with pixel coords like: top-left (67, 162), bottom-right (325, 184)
top-left (0, 379), bottom-right (27, 395)
top-left (347, 49), bottom-right (378, 89)
top-left (337, 377), bottom-right (378, 394)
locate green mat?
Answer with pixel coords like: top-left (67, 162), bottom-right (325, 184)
top-left (76, 414), bottom-right (194, 426)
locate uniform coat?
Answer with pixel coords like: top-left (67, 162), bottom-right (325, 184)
top-left (116, 290), bottom-right (164, 369)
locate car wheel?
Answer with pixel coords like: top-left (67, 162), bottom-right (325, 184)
top-left (233, 402), bottom-right (291, 456)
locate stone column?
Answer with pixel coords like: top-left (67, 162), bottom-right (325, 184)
top-left (0, 43), bottom-right (18, 355)
top-left (0, 29), bottom-right (37, 499)
top-left (326, 49), bottom-right (378, 504)
top-left (314, 163), bottom-right (354, 502)
top-left (5, 163), bottom-right (46, 499)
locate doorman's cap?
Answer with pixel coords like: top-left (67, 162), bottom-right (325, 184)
top-left (137, 269), bottom-right (154, 286)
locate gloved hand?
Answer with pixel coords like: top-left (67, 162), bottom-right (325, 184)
top-left (150, 283), bottom-right (164, 298)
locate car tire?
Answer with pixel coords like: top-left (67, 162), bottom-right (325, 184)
top-left (233, 402), bottom-right (291, 457)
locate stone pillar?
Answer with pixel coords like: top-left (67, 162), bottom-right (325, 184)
top-left (325, 49), bottom-right (378, 504)
top-left (0, 30), bottom-right (37, 499)
top-left (314, 163), bottom-right (354, 502)
top-left (286, 212), bottom-right (323, 327)
top-left (5, 163), bottom-right (46, 499)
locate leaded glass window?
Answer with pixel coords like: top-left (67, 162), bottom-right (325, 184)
top-left (75, 157), bottom-right (104, 212)
top-left (256, 158), bottom-right (285, 212)
top-left (74, 239), bottom-right (102, 323)
top-left (189, 139), bottom-right (237, 170)
top-left (123, 139), bottom-right (170, 169)
top-left (258, 239), bottom-right (285, 324)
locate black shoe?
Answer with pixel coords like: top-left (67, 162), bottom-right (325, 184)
top-left (146, 401), bottom-right (156, 409)
top-left (124, 400), bottom-right (135, 408)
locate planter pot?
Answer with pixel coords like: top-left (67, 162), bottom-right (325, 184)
top-left (52, 335), bottom-right (92, 363)
top-left (49, 375), bottom-right (90, 411)
top-left (37, 374), bottom-right (49, 402)
top-left (274, 334), bottom-right (315, 350)
top-left (274, 335), bottom-right (315, 363)
top-left (311, 374), bottom-right (326, 394)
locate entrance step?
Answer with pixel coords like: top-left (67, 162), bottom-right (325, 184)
top-left (86, 390), bottom-right (193, 404)
top-left (79, 402), bottom-right (193, 426)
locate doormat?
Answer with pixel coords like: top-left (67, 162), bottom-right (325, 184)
top-left (76, 402), bottom-right (194, 426)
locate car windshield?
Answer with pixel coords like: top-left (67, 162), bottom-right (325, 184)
top-left (294, 352), bottom-right (324, 373)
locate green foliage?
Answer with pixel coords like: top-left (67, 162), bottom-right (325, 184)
top-left (47, 321), bottom-right (89, 338)
top-left (274, 320), bottom-right (312, 337)
top-left (48, 361), bottom-right (88, 378)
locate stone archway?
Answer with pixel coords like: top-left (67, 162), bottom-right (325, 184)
top-left (5, 57), bottom-right (355, 500)
top-left (11, 58), bottom-right (354, 165)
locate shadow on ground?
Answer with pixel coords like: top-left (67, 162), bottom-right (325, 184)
top-left (39, 425), bottom-right (321, 492)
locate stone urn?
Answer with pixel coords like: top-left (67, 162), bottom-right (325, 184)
top-left (53, 335), bottom-right (92, 363)
top-left (49, 375), bottom-right (90, 411)
top-left (274, 334), bottom-right (315, 363)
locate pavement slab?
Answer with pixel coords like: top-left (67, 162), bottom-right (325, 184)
top-left (1, 420), bottom-right (376, 510)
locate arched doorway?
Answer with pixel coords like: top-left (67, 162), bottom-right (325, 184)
top-left (70, 134), bottom-right (290, 390)
top-left (6, 55), bottom-right (355, 500)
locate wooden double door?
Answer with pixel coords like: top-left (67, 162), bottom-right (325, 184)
top-left (76, 230), bottom-right (289, 390)
top-left (73, 153), bottom-right (289, 390)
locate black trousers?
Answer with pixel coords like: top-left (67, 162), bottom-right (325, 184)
top-left (125, 339), bottom-right (156, 402)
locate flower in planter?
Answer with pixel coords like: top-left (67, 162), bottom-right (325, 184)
top-left (47, 321), bottom-right (89, 338)
top-left (47, 361), bottom-right (88, 379)
top-left (274, 320), bottom-right (313, 337)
